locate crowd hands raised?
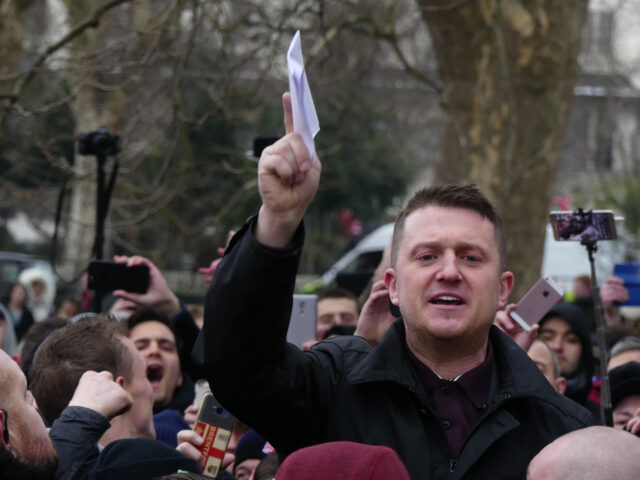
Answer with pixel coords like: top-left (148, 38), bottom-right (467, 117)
top-left (2, 92), bottom-right (640, 480)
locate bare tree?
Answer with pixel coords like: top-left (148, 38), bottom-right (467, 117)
top-left (418, 0), bottom-right (589, 296)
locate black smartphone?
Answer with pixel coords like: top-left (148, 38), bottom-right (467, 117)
top-left (549, 210), bottom-right (617, 242)
top-left (88, 260), bottom-right (149, 293)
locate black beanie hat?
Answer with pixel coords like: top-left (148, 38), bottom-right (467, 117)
top-left (233, 429), bottom-right (268, 472)
top-left (610, 361), bottom-right (640, 409)
top-left (89, 438), bottom-right (200, 480)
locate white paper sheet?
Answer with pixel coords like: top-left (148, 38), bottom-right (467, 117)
top-left (287, 30), bottom-right (320, 162)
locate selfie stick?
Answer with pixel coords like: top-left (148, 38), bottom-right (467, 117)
top-left (582, 238), bottom-right (613, 427)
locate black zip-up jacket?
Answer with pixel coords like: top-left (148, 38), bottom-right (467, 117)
top-left (202, 217), bottom-right (592, 480)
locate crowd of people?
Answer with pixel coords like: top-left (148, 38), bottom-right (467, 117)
top-left (2, 92), bottom-right (640, 479)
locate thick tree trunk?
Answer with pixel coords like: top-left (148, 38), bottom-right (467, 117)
top-left (419, 0), bottom-right (588, 297)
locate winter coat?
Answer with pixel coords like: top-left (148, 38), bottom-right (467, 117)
top-left (202, 217), bottom-right (592, 480)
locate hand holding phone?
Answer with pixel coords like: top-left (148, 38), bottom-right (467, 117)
top-left (88, 260), bottom-right (149, 293)
top-left (510, 275), bottom-right (564, 332)
top-left (193, 393), bottom-right (235, 478)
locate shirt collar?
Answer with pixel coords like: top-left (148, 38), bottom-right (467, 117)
top-left (407, 341), bottom-right (493, 409)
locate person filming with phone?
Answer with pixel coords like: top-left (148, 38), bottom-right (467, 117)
top-left (200, 92), bottom-right (591, 479)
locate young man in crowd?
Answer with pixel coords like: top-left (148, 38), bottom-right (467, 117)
top-left (527, 339), bottom-right (566, 394)
top-left (536, 303), bottom-right (598, 416)
top-left (201, 93), bottom-right (591, 479)
top-left (28, 316), bottom-right (156, 445)
top-left (127, 307), bottom-right (193, 413)
top-left (316, 287), bottom-right (359, 340)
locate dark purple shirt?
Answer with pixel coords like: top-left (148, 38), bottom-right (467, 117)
top-left (407, 343), bottom-right (493, 457)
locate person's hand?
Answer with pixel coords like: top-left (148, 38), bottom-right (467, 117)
top-left (494, 304), bottom-right (538, 351)
top-left (176, 429), bottom-right (204, 469)
top-left (601, 276), bottom-right (628, 326)
top-left (624, 407), bottom-right (640, 436)
top-left (255, 92), bottom-right (321, 248)
top-left (183, 404), bottom-right (199, 429)
top-left (112, 255), bottom-right (181, 318)
top-left (68, 371), bottom-right (132, 421)
top-left (198, 231), bottom-right (236, 283)
top-left (355, 280), bottom-right (397, 347)
top-left (301, 339), bottom-right (318, 350)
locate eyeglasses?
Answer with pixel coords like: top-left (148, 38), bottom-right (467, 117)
top-left (1, 408), bottom-right (8, 444)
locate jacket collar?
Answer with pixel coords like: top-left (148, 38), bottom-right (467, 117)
top-left (348, 319), bottom-right (569, 407)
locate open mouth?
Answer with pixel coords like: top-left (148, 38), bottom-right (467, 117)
top-left (147, 364), bottom-right (164, 388)
top-left (430, 295), bottom-right (464, 306)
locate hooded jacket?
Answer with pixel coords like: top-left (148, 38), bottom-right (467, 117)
top-left (202, 217), bottom-right (592, 480)
top-left (539, 303), bottom-right (595, 408)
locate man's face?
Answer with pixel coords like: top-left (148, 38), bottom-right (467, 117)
top-left (316, 297), bottom-right (359, 340)
top-left (528, 341), bottom-right (566, 394)
top-left (613, 394), bottom-right (640, 430)
top-left (119, 337), bottom-right (156, 438)
top-left (0, 350), bottom-right (57, 465)
top-left (528, 341), bottom-right (556, 386)
top-left (234, 458), bottom-right (261, 480)
top-left (129, 321), bottom-right (183, 410)
top-left (31, 281), bottom-right (45, 297)
top-left (386, 206), bottom-right (513, 349)
top-left (538, 317), bottom-right (582, 377)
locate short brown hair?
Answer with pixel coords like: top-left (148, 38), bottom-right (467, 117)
top-left (391, 184), bottom-right (507, 270)
top-left (29, 315), bottom-right (132, 426)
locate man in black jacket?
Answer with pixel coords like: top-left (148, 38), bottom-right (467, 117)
top-left (202, 93), bottom-right (591, 479)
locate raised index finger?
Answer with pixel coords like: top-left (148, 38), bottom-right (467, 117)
top-left (283, 92), bottom-right (293, 135)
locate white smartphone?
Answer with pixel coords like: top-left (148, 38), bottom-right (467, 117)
top-left (286, 294), bottom-right (318, 347)
top-left (510, 275), bottom-right (564, 332)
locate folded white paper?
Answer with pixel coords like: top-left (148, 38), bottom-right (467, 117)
top-left (287, 30), bottom-right (320, 162)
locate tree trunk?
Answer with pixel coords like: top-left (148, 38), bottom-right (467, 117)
top-left (419, 0), bottom-right (588, 298)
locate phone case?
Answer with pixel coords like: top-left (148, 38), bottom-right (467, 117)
top-left (193, 393), bottom-right (235, 478)
top-left (510, 275), bottom-right (564, 332)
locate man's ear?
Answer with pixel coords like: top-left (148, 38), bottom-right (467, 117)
top-left (115, 376), bottom-right (126, 387)
top-left (384, 268), bottom-right (399, 306)
top-left (555, 376), bottom-right (567, 395)
top-left (0, 409), bottom-right (9, 449)
top-left (498, 271), bottom-right (515, 309)
top-left (178, 373), bottom-right (183, 388)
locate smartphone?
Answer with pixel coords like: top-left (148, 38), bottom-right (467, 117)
top-left (286, 294), bottom-right (317, 347)
top-left (193, 393), bottom-right (235, 478)
top-left (510, 275), bottom-right (564, 332)
top-left (549, 210), bottom-right (617, 242)
top-left (88, 260), bottom-right (149, 293)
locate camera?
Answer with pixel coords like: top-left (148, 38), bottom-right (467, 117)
top-left (77, 127), bottom-right (120, 156)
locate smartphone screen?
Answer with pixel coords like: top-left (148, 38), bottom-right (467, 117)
top-left (193, 393), bottom-right (235, 478)
top-left (510, 275), bottom-right (564, 332)
top-left (549, 210), bottom-right (617, 242)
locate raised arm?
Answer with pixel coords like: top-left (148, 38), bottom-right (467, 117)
top-left (255, 92), bottom-right (321, 247)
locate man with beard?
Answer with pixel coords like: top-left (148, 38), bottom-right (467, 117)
top-left (0, 348), bottom-right (132, 480)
